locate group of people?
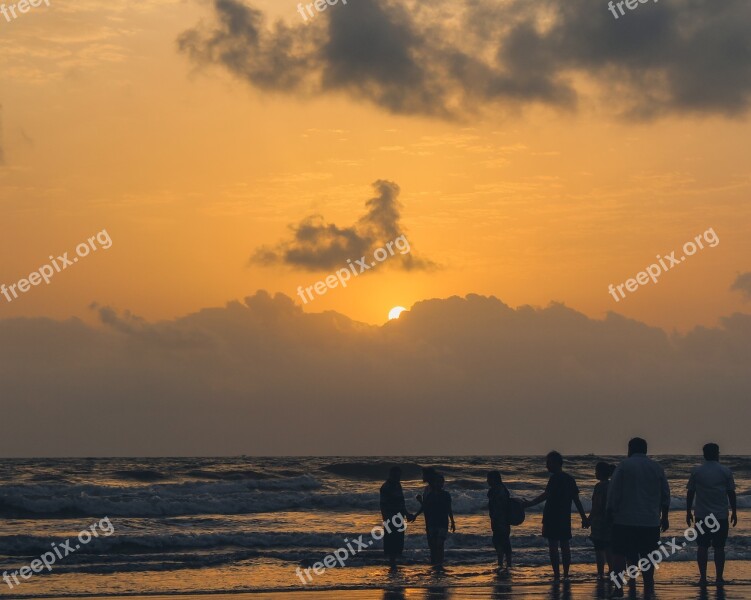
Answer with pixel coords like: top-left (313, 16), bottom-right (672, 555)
top-left (379, 438), bottom-right (737, 595)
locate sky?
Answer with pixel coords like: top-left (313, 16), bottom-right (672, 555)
top-left (0, 0), bottom-right (750, 456)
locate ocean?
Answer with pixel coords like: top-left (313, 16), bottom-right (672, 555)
top-left (1, 456), bottom-right (750, 597)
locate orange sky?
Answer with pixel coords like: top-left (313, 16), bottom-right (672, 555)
top-left (1, 0), bottom-right (750, 331)
top-left (1, 0), bottom-right (751, 455)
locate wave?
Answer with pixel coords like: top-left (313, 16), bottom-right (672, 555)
top-left (113, 470), bottom-right (170, 482)
top-left (1, 476), bottom-right (749, 519)
top-left (321, 462), bottom-right (424, 480)
top-left (186, 469), bottom-right (274, 480)
top-left (0, 476), bottom-right (323, 518)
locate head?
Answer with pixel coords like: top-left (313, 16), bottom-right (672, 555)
top-left (432, 474), bottom-right (445, 491)
top-left (388, 466), bottom-right (402, 482)
top-left (422, 467), bottom-right (437, 484)
top-left (595, 461), bottom-right (616, 481)
top-left (487, 470), bottom-right (503, 486)
top-left (628, 437), bottom-right (648, 457)
top-left (703, 443), bottom-right (720, 461)
top-left (546, 451), bottom-right (563, 473)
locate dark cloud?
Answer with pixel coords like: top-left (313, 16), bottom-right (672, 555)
top-left (0, 292), bottom-right (749, 456)
top-left (178, 0), bottom-right (751, 120)
top-left (250, 179), bottom-right (436, 271)
top-left (731, 272), bottom-right (751, 301)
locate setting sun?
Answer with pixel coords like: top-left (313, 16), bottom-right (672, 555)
top-left (388, 306), bottom-right (407, 320)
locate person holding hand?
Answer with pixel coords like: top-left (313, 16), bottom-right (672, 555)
top-left (523, 451), bottom-right (589, 580)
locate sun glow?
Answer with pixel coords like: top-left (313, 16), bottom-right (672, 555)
top-left (388, 306), bottom-right (407, 320)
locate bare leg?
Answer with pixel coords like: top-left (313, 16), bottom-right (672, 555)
top-left (611, 553), bottom-right (626, 597)
top-left (548, 539), bottom-right (561, 579)
top-left (715, 546), bottom-right (726, 584)
top-left (596, 549), bottom-right (606, 578)
top-left (427, 535), bottom-right (437, 565)
top-left (642, 554), bottom-right (655, 595)
top-left (697, 545), bottom-right (709, 584)
top-left (561, 539), bottom-right (571, 578)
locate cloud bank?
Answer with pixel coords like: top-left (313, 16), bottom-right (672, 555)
top-left (1, 292), bottom-right (749, 456)
top-left (178, 0), bottom-right (751, 120)
top-left (250, 179), bottom-right (435, 271)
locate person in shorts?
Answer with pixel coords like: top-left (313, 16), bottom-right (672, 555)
top-left (422, 474), bottom-right (455, 567)
top-left (687, 443), bottom-right (737, 586)
top-left (607, 437), bottom-right (670, 597)
top-left (487, 470), bottom-right (512, 572)
top-left (524, 451), bottom-right (589, 580)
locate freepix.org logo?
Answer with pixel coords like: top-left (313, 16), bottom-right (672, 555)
top-left (1, 230), bottom-right (113, 305)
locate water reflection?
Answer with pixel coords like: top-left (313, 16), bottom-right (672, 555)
top-left (549, 579), bottom-right (572, 600)
top-left (696, 584), bottom-right (727, 600)
top-left (382, 589), bottom-right (406, 600)
top-left (491, 578), bottom-right (513, 598)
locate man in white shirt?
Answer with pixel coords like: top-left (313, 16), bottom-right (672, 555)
top-left (607, 437), bottom-right (670, 596)
top-left (687, 443), bottom-right (737, 586)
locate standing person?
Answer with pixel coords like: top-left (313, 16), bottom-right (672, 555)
top-left (487, 471), bottom-right (512, 572)
top-left (588, 462), bottom-right (616, 580)
top-left (380, 466), bottom-right (413, 568)
top-left (686, 443), bottom-right (737, 586)
top-left (422, 474), bottom-right (456, 567)
top-left (607, 437), bottom-right (670, 598)
top-left (523, 451), bottom-right (589, 580)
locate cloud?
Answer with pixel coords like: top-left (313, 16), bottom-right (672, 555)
top-left (731, 272), bottom-right (751, 301)
top-left (250, 179), bottom-right (436, 271)
top-left (1, 292), bottom-right (750, 456)
top-left (178, 0), bottom-right (751, 120)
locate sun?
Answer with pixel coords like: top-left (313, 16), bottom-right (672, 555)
top-left (388, 306), bottom-right (407, 320)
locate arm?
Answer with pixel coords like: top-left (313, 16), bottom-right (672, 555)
top-left (728, 470), bottom-right (738, 527)
top-left (660, 471), bottom-right (671, 532)
top-left (397, 491), bottom-right (413, 521)
top-left (686, 469), bottom-right (696, 526)
top-left (686, 489), bottom-right (695, 526)
top-left (573, 494), bottom-right (589, 527)
top-left (409, 501), bottom-right (423, 522)
top-left (408, 488), bottom-right (426, 522)
top-left (523, 491), bottom-right (548, 508)
top-left (448, 496), bottom-right (456, 533)
top-left (606, 466), bottom-right (622, 519)
top-left (729, 490), bottom-right (738, 527)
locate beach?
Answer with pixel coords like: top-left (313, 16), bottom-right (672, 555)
top-left (1, 456), bottom-right (749, 598)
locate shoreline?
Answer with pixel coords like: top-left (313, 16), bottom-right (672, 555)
top-left (4, 578), bottom-right (751, 600)
top-left (5, 581), bottom-right (751, 600)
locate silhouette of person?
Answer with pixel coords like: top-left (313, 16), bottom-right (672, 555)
top-left (607, 437), bottom-right (670, 598)
top-left (523, 451), bottom-right (589, 580)
top-left (687, 443), bottom-right (738, 586)
top-left (380, 466), bottom-right (413, 568)
top-left (487, 470), bottom-right (512, 572)
top-left (422, 474), bottom-right (455, 567)
top-left (588, 462), bottom-right (616, 580)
